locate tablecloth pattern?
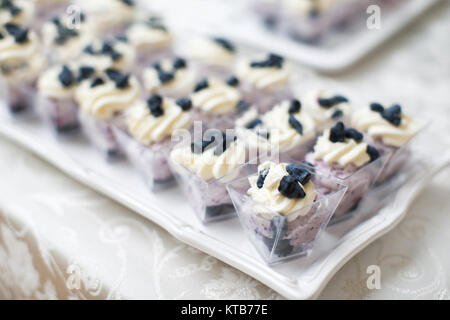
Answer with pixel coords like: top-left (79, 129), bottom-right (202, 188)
top-left (0, 0), bottom-right (449, 300)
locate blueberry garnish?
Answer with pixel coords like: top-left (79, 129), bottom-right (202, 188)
top-left (0, 32), bottom-right (3, 39)
top-left (285, 164), bottom-right (311, 185)
top-left (105, 68), bottom-right (129, 89)
top-left (331, 109), bottom-right (343, 119)
top-left (176, 98), bottom-right (192, 111)
top-left (344, 128), bottom-right (363, 142)
top-left (245, 118), bottom-right (263, 129)
top-left (288, 99), bottom-right (301, 114)
top-left (226, 76), bottom-right (239, 87)
top-left (213, 37), bottom-right (235, 52)
top-left (77, 66), bottom-right (95, 82)
top-left (370, 102), bottom-right (384, 113)
top-left (367, 145), bottom-right (380, 162)
top-left (116, 35), bottom-right (128, 42)
top-left (90, 77), bottom-right (105, 88)
top-left (193, 79), bottom-right (209, 92)
top-left (250, 53), bottom-right (284, 69)
top-left (382, 104), bottom-right (402, 126)
top-left (173, 57), bottom-right (186, 69)
top-left (329, 121), bottom-right (346, 143)
top-left (288, 115), bottom-right (303, 135)
top-left (5, 23), bottom-right (28, 43)
top-left (236, 100), bottom-right (250, 114)
top-left (1, 0), bottom-right (22, 17)
top-left (191, 137), bottom-right (216, 154)
top-left (257, 168), bottom-right (269, 189)
top-left (52, 18), bottom-right (79, 45)
top-left (278, 175), bottom-right (306, 199)
top-left (147, 95), bottom-right (164, 117)
top-left (102, 42), bottom-right (122, 61)
top-left (146, 16), bottom-right (167, 31)
top-left (121, 0), bottom-right (135, 7)
top-left (58, 65), bottom-right (74, 88)
top-left (318, 95), bottom-right (348, 108)
top-left (157, 71), bottom-right (174, 83)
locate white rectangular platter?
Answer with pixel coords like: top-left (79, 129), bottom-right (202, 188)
top-left (152, 0), bottom-right (442, 72)
top-left (1, 107), bottom-right (449, 299)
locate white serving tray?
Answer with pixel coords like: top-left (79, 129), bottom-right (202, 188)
top-left (1, 107), bottom-right (449, 299)
top-left (152, 0), bottom-right (442, 72)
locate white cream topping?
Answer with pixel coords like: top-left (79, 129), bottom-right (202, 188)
top-left (0, 28), bottom-right (45, 82)
top-left (303, 89), bottom-right (352, 124)
top-left (313, 129), bottom-right (370, 167)
top-left (247, 161), bottom-right (316, 218)
top-left (352, 107), bottom-right (418, 148)
top-left (41, 14), bottom-right (93, 62)
top-left (261, 100), bottom-right (316, 151)
top-left (143, 59), bottom-right (196, 98)
top-left (236, 56), bottom-right (290, 91)
top-left (186, 37), bottom-right (234, 68)
top-left (78, 39), bottom-right (136, 71)
top-left (78, 0), bottom-right (135, 34)
top-left (191, 79), bottom-right (241, 115)
top-left (75, 74), bottom-right (141, 119)
top-left (0, 0), bottom-right (35, 26)
top-left (125, 98), bottom-right (192, 145)
top-left (37, 64), bottom-right (76, 99)
top-left (126, 22), bottom-right (172, 51)
top-left (282, 0), bottom-right (355, 15)
top-left (170, 138), bottom-right (246, 181)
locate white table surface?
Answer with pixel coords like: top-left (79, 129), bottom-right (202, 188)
top-left (0, 1), bottom-right (449, 300)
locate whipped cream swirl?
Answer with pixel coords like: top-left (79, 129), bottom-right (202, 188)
top-left (351, 104), bottom-right (418, 148)
top-left (38, 64), bottom-right (77, 99)
top-left (75, 70), bottom-right (141, 119)
top-left (0, 0), bottom-right (35, 26)
top-left (125, 97), bottom-right (192, 145)
top-left (248, 161), bottom-right (316, 218)
top-left (186, 37), bottom-right (235, 68)
top-left (126, 16), bottom-right (172, 51)
top-left (0, 25), bottom-right (45, 82)
top-left (191, 78), bottom-right (241, 115)
top-left (303, 89), bottom-right (351, 124)
top-left (170, 133), bottom-right (246, 181)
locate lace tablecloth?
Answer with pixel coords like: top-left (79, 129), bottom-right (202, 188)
top-left (0, 1), bottom-right (449, 300)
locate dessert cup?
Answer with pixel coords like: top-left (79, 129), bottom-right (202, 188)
top-left (37, 96), bottom-right (79, 133)
top-left (169, 130), bottom-right (247, 223)
top-left (1, 80), bottom-right (36, 116)
top-left (226, 160), bottom-right (347, 265)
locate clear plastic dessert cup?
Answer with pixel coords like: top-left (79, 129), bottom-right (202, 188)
top-left (169, 148), bottom-right (244, 224)
top-left (226, 160), bottom-right (347, 265)
top-left (112, 125), bottom-right (178, 191)
top-left (305, 151), bottom-right (389, 224)
top-left (37, 95), bottom-right (79, 134)
top-left (1, 80), bottom-right (36, 116)
top-left (369, 122), bottom-right (427, 184)
top-left (79, 112), bottom-right (124, 160)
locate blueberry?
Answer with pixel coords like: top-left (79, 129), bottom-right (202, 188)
top-left (236, 100), bottom-right (250, 114)
top-left (256, 168), bottom-right (270, 188)
top-left (318, 95), bottom-right (348, 108)
top-left (382, 104), bottom-right (402, 126)
top-left (193, 79), bottom-right (209, 92)
top-left (77, 66), bottom-right (95, 82)
top-left (278, 176), bottom-right (306, 199)
top-left (288, 99), bottom-right (301, 114)
top-left (176, 98), bottom-right (192, 111)
top-left (83, 44), bottom-right (95, 55)
top-left (370, 102), bottom-right (384, 113)
top-left (158, 71), bottom-right (174, 83)
top-left (0, 32), bottom-right (3, 40)
top-left (286, 164), bottom-right (311, 185)
top-left (191, 137), bottom-right (216, 154)
top-left (288, 115), bottom-right (303, 135)
top-left (10, 6), bottom-right (21, 16)
top-left (250, 53), bottom-right (284, 68)
top-left (102, 42), bottom-right (122, 61)
top-left (367, 145), bottom-right (380, 162)
top-left (329, 121), bottom-right (346, 143)
top-left (105, 68), bottom-right (129, 88)
top-left (245, 118), bottom-right (263, 129)
top-left (213, 37), bottom-right (235, 52)
top-left (226, 76), bottom-right (239, 87)
top-left (344, 128), bottom-right (363, 142)
top-left (54, 20), bottom-right (79, 45)
top-left (331, 109), bottom-right (343, 119)
top-left (333, 95), bottom-right (349, 104)
top-left (116, 35), bottom-right (128, 42)
top-left (147, 95), bottom-right (164, 117)
top-left (90, 77), bottom-right (105, 88)
top-left (147, 16), bottom-right (167, 31)
top-left (58, 65), bottom-right (74, 88)
top-left (121, 0), bottom-right (135, 6)
top-left (173, 57), bottom-right (186, 69)
top-left (5, 23), bottom-right (28, 43)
